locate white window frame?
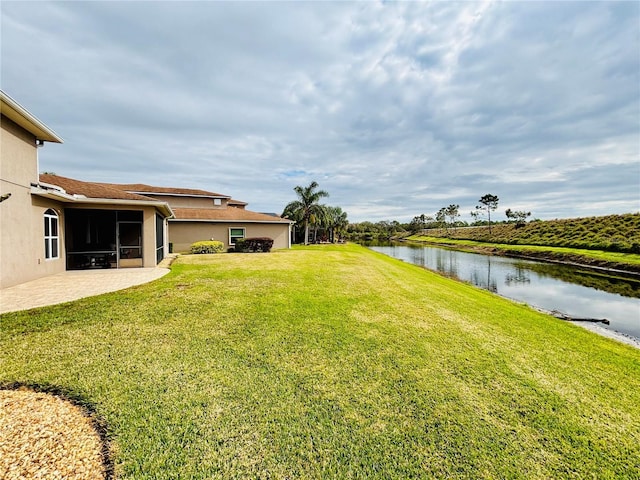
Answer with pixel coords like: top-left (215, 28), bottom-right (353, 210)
top-left (213, 198), bottom-right (222, 206)
top-left (229, 227), bottom-right (245, 246)
top-left (44, 208), bottom-right (60, 260)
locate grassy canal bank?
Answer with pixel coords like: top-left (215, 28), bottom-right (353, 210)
top-left (405, 214), bottom-right (640, 275)
top-left (405, 234), bottom-right (640, 275)
top-left (2, 244), bottom-right (639, 478)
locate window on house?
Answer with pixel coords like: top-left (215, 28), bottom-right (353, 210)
top-left (44, 208), bottom-right (59, 260)
top-left (229, 227), bottom-right (245, 246)
top-left (213, 198), bottom-right (222, 206)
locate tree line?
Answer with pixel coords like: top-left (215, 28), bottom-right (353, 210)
top-left (348, 194), bottom-right (533, 241)
top-left (280, 186), bottom-right (534, 244)
top-left (405, 194), bottom-right (531, 234)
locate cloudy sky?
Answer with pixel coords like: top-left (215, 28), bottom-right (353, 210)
top-left (2, 1), bottom-right (638, 222)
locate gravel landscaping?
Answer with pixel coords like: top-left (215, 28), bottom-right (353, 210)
top-left (0, 388), bottom-right (108, 479)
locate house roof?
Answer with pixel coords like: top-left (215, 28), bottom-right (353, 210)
top-left (39, 174), bottom-right (154, 201)
top-left (107, 182), bottom-right (249, 208)
top-left (36, 175), bottom-right (280, 223)
top-left (35, 174), bottom-right (173, 217)
top-left (172, 207), bottom-right (292, 224)
top-left (0, 91), bottom-right (63, 143)
top-left (109, 183), bottom-right (230, 199)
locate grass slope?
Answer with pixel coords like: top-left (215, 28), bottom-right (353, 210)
top-left (2, 244), bottom-right (639, 479)
top-left (405, 234), bottom-right (640, 270)
top-left (417, 213), bottom-right (640, 253)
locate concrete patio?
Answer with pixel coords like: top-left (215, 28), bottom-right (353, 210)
top-left (0, 264), bottom-right (172, 314)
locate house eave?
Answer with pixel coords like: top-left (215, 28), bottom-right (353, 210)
top-left (169, 218), bottom-right (293, 224)
top-left (128, 191), bottom-right (231, 200)
top-left (1, 91), bottom-right (63, 143)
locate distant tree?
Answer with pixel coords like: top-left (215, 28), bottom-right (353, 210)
top-left (389, 220), bottom-right (406, 237)
top-left (282, 181), bottom-right (329, 245)
top-left (375, 220), bottom-right (389, 237)
top-left (445, 204), bottom-right (460, 231)
top-left (423, 216), bottom-right (434, 229)
top-left (409, 216), bottom-right (422, 234)
top-left (476, 194), bottom-right (499, 234)
top-left (409, 214), bottom-right (433, 234)
top-left (353, 221), bottom-right (374, 234)
top-left (419, 214), bottom-right (426, 230)
top-left (505, 208), bottom-right (531, 227)
top-left (346, 219), bottom-right (407, 241)
top-left (436, 207), bottom-right (447, 233)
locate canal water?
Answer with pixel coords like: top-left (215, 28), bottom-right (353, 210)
top-left (366, 242), bottom-right (640, 341)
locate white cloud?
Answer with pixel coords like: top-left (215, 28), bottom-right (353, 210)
top-left (1, 0), bottom-right (638, 222)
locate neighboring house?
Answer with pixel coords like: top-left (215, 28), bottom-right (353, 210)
top-left (0, 91), bottom-right (173, 288)
top-left (105, 184), bottom-right (293, 252)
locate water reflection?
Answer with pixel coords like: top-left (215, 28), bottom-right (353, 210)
top-left (366, 242), bottom-right (640, 340)
top-left (505, 266), bottom-right (531, 287)
top-left (521, 262), bottom-right (640, 298)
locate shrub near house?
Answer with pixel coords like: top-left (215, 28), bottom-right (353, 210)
top-left (235, 237), bottom-right (274, 253)
top-left (190, 241), bottom-right (224, 254)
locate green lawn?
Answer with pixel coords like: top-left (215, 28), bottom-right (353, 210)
top-left (2, 244), bottom-right (639, 479)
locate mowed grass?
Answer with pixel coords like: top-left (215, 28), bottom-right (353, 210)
top-left (1, 244), bottom-right (639, 479)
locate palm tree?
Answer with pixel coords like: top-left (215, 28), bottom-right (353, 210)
top-left (282, 181), bottom-right (329, 245)
top-left (311, 204), bottom-right (330, 243)
top-left (326, 206), bottom-right (348, 242)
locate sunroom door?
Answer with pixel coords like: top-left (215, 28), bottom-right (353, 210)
top-left (117, 221), bottom-right (143, 267)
